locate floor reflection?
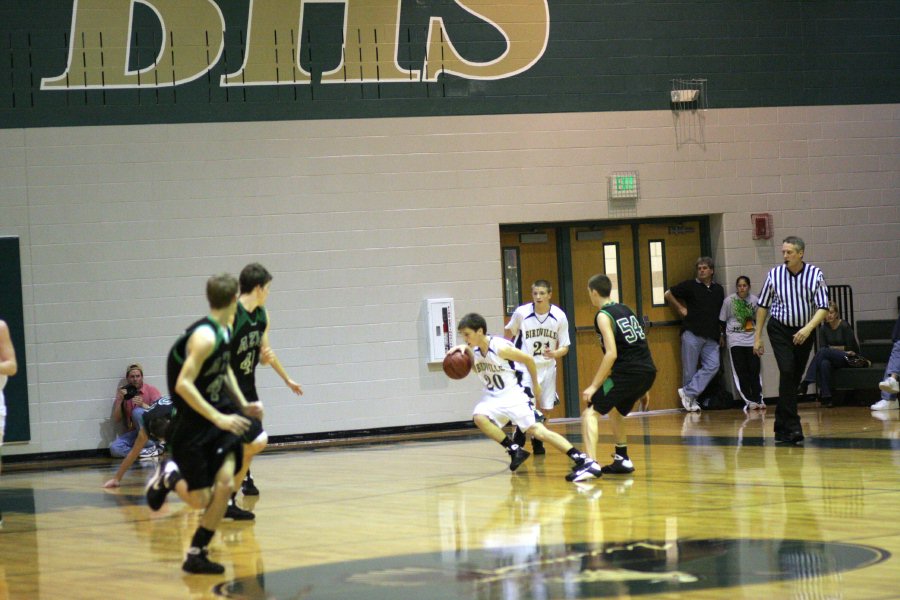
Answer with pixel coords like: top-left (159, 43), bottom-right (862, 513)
top-left (1, 407), bottom-right (898, 599)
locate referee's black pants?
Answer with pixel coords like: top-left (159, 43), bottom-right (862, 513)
top-left (767, 318), bottom-right (815, 436)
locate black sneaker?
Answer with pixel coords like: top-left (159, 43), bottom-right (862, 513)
top-left (146, 460), bottom-right (176, 511)
top-left (600, 454), bottom-right (635, 475)
top-left (182, 549), bottom-right (225, 575)
top-left (774, 432), bottom-right (804, 445)
top-left (531, 439), bottom-right (546, 455)
top-left (507, 446), bottom-right (531, 472)
top-left (241, 476), bottom-right (260, 496)
top-left (224, 503), bottom-right (255, 521)
top-left (568, 460), bottom-right (602, 482)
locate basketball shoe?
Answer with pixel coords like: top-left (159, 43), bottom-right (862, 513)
top-left (146, 460), bottom-right (180, 511)
top-left (508, 446), bottom-right (531, 472)
top-left (224, 502), bottom-right (255, 521)
top-left (182, 548), bottom-right (225, 575)
top-left (569, 460), bottom-right (603, 482)
top-left (600, 454), bottom-right (635, 475)
top-left (241, 475), bottom-right (259, 496)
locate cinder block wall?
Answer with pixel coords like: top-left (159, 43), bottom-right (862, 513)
top-left (1, 104), bottom-right (898, 454)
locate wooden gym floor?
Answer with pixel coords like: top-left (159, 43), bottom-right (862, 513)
top-left (1, 405), bottom-right (899, 599)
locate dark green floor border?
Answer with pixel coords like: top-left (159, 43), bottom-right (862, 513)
top-left (2, 420), bottom-right (478, 469)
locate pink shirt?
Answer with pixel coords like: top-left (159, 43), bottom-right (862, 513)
top-left (122, 383), bottom-right (162, 430)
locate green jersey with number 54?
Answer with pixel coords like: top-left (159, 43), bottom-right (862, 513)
top-left (595, 303), bottom-right (656, 376)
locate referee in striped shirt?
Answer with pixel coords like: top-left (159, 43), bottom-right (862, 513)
top-left (754, 236), bottom-right (829, 444)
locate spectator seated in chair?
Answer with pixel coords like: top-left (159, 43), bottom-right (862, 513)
top-left (798, 301), bottom-right (859, 407)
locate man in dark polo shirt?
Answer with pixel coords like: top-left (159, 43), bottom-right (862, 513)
top-left (665, 257), bottom-right (725, 412)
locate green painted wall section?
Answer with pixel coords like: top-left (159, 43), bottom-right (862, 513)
top-left (1, 0), bottom-right (898, 128)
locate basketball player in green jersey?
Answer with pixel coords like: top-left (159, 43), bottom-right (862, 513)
top-left (146, 273), bottom-right (262, 574)
top-left (230, 263), bottom-right (303, 503)
top-left (568, 274), bottom-right (657, 482)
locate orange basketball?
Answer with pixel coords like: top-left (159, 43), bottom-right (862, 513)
top-left (442, 350), bottom-right (473, 380)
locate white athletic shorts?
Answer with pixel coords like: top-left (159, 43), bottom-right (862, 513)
top-left (473, 388), bottom-right (536, 431)
top-left (519, 362), bottom-right (559, 410)
top-left (533, 365), bottom-right (559, 410)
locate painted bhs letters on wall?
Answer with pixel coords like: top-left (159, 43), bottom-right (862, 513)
top-left (41, 0), bottom-right (550, 90)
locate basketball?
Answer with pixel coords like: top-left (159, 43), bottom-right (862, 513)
top-left (443, 350), bottom-right (472, 380)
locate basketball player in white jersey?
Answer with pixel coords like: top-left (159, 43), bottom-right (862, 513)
top-left (451, 313), bottom-right (593, 478)
top-left (505, 280), bottom-right (570, 454)
top-left (0, 319), bottom-right (19, 525)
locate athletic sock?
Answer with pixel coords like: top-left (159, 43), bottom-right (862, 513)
top-left (512, 428), bottom-right (527, 446)
top-left (615, 444), bottom-right (629, 460)
top-left (500, 437), bottom-right (513, 449)
top-left (190, 526), bottom-right (215, 552)
top-left (566, 447), bottom-right (585, 460)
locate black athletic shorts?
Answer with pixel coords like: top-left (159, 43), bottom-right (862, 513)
top-left (240, 416), bottom-right (265, 444)
top-left (221, 388), bottom-right (266, 444)
top-left (589, 370), bottom-right (657, 416)
top-left (170, 421), bottom-right (244, 491)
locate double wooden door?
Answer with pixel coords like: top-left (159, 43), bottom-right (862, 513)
top-left (501, 220), bottom-right (704, 415)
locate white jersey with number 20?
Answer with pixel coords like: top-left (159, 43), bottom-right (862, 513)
top-left (473, 336), bottom-right (526, 399)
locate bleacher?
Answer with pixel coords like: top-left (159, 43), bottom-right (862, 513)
top-left (831, 319), bottom-right (894, 403)
top-left (812, 285), bottom-right (893, 406)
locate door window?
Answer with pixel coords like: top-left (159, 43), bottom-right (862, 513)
top-left (502, 246), bottom-right (521, 315)
top-left (603, 242), bottom-right (621, 303)
top-left (649, 240), bottom-right (667, 306)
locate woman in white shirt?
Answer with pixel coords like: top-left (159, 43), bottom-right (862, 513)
top-left (719, 276), bottom-right (764, 410)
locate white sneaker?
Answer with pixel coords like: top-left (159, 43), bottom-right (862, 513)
top-left (870, 398), bottom-right (899, 411)
top-left (690, 399), bottom-right (701, 412)
top-left (569, 460), bottom-right (603, 482)
top-left (678, 388), bottom-right (692, 411)
top-left (139, 445), bottom-right (162, 459)
top-left (744, 401), bottom-right (760, 411)
top-left (879, 378), bottom-right (900, 395)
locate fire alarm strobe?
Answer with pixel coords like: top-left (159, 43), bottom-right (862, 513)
top-left (751, 213), bottom-right (773, 240)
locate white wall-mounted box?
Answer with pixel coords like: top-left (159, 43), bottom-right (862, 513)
top-left (426, 298), bottom-right (456, 363)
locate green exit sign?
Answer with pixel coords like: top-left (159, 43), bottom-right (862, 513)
top-left (609, 171), bottom-right (639, 199)
top-left (615, 175), bottom-right (636, 192)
